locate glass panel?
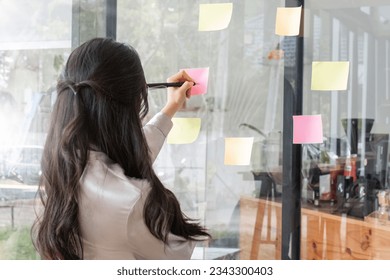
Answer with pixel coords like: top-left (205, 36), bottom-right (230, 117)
top-left (117, 0), bottom-right (285, 260)
top-left (0, 0), bottom-right (72, 259)
top-left (302, 1), bottom-right (390, 259)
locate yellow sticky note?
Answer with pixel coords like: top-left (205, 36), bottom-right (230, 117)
top-left (167, 118), bottom-right (201, 144)
top-left (311, 61), bottom-right (350, 91)
top-left (275, 6), bottom-right (302, 36)
top-left (198, 3), bottom-right (233, 31)
top-left (224, 137), bottom-right (254, 166)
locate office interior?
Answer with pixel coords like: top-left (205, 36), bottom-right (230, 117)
top-left (0, 0), bottom-right (390, 260)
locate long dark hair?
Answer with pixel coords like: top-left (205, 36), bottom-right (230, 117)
top-left (33, 37), bottom-right (209, 259)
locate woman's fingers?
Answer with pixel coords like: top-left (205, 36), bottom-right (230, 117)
top-left (167, 70), bottom-right (195, 84)
top-left (181, 81), bottom-right (194, 98)
top-left (167, 70), bottom-right (195, 99)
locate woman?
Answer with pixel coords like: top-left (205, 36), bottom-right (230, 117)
top-left (33, 37), bottom-right (209, 260)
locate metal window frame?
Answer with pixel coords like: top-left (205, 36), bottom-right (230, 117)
top-left (72, 0), bottom-right (117, 49)
top-left (281, 0), bottom-right (304, 260)
top-left (106, 0), bottom-right (117, 39)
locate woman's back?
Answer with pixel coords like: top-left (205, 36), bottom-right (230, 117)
top-left (32, 38), bottom-right (209, 259)
top-left (78, 114), bottom-right (195, 260)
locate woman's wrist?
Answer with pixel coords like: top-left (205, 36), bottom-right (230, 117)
top-left (161, 103), bottom-right (180, 118)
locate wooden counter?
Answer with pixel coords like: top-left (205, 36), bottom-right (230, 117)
top-left (239, 196), bottom-right (390, 259)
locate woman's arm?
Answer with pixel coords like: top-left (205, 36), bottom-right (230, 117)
top-left (143, 112), bottom-right (173, 163)
top-left (143, 70), bottom-right (194, 163)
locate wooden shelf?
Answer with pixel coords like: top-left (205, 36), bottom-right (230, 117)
top-left (239, 196), bottom-right (390, 259)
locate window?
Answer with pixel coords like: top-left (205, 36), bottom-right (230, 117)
top-left (0, 0), bottom-right (72, 259)
top-left (1, 0), bottom-right (389, 261)
top-left (117, 0), bottom-right (285, 259)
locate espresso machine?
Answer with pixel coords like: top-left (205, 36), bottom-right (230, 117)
top-left (336, 118), bottom-right (389, 218)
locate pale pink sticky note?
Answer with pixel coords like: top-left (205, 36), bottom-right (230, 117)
top-left (275, 6), bottom-right (302, 36)
top-left (181, 67), bottom-right (209, 95)
top-left (224, 137), bottom-right (254, 166)
top-left (293, 115), bottom-right (323, 144)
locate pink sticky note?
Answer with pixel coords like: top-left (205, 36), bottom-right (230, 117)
top-left (181, 67), bottom-right (209, 95)
top-left (293, 115), bottom-right (323, 144)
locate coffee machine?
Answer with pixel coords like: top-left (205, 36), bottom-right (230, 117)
top-left (336, 118), bottom-right (389, 218)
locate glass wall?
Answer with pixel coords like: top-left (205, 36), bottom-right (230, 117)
top-left (1, 0), bottom-right (288, 260)
top-left (2, 0), bottom-right (389, 260)
top-left (0, 0), bottom-right (72, 259)
top-left (117, 0), bottom-right (285, 260)
top-left (300, 1), bottom-right (390, 259)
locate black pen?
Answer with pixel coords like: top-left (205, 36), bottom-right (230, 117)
top-left (147, 82), bottom-right (196, 88)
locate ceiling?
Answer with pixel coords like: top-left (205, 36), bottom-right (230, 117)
top-left (308, 1), bottom-right (390, 38)
top-left (309, 0), bottom-right (390, 9)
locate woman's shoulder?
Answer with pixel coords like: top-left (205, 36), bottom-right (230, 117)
top-left (83, 150), bottom-right (150, 192)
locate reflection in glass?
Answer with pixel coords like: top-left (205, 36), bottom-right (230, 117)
top-left (0, 0), bottom-right (72, 259)
top-left (301, 1), bottom-right (390, 259)
top-left (118, 0), bottom-right (285, 259)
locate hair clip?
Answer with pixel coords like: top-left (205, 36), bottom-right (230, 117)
top-left (68, 84), bottom-right (77, 95)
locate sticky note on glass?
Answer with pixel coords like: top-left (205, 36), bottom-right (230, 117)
top-left (224, 137), bottom-right (254, 166)
top-left (311, 61), bottom-right (350, 91)
top-left (198, 3), bottom-right (233, 31)
top-left (275, 6), bottom-right (302, 36)
top-left (181, 67), bottom-right (209, 95)
top-left (293, 115), bottom-right (323, 144)
top-left (167, 118), bottom-right (201, 144)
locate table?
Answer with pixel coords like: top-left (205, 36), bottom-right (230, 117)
top-left (191, 247), bottom-right (240, 260)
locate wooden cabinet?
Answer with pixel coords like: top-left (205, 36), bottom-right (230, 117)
top-left (239, 196), bottom-right (390, 259)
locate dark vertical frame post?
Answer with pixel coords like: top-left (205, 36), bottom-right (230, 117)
top-left (106, 0), bottom-right (117, 39)
top-left (71, 0), bottom-right (81, 49)
top-left (281, 0), bottom-right (304, 259)
top-left (71, 0), bottom-right (117, 50)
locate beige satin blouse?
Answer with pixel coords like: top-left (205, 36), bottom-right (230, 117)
top-left (78, 112), bottom-right (195, 259)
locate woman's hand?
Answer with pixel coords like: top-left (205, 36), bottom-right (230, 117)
top-left (161, 70), bottom-right (195, 118)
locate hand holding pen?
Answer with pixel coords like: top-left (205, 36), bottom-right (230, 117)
top-left (159, 70), bottom-right (195, 118)
top-left (147, 81), bottom-right (196, 88)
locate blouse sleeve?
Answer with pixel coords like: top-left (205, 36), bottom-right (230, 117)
top-left (143, 112), bottom-right (173, 163)
top-left (126, 187), bottom-right (196, 260)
